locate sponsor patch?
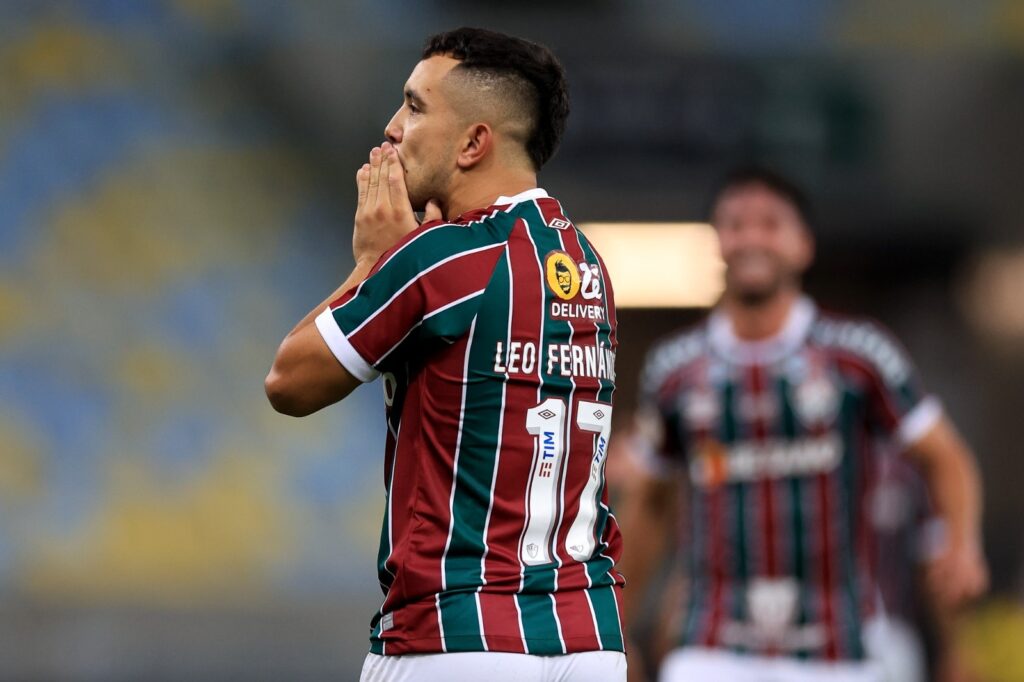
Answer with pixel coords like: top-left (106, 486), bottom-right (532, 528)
top-left (544, 250), bottom-right (581, 301)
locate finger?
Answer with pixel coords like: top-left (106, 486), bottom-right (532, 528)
top-left (378, 145), bottom-right (391, 208)
top-left (422, 199), bottom-right (443, 224)
top-left (385, 145), bottom-right (408, 209)
top-left (356, 163), bottom-right (370, 209)
top-left (367, 146), bottom-right (382, 205)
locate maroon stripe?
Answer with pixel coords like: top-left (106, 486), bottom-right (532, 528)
top-left (346, 245), bottom-right (504, 365)
top-left (482, 219), bottom-right (543, 591)
top-left (555, 590), bottom-right (602, 653)
top-left (479, 593), bottom-right (527, 653)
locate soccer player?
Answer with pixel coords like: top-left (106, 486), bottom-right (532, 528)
top-left (618, 167), bottom-right (987, 682)
top-left (265, 28), bottom-right (626, 681)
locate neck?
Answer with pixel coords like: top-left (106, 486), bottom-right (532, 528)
top-left (722, 288), bottom-right (801, 341)
top-left (443, 166), bottom-right (538, 219)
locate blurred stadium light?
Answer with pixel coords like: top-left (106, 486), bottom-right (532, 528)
top-left (579, 223), bottom-right (725, 308)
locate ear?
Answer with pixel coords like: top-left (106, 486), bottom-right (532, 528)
top-left (455, 122), bottom-right (494, 170)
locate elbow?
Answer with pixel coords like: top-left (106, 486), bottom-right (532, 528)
top-left (264, 366), bottom-right (314, 418)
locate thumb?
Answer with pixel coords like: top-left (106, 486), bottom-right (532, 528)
top-left (422, 199), bottom-right (443, 224)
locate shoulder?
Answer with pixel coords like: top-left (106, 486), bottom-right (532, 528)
top-left (371, 215), bottom-right (512, 277)
top-left (641, 320), bottom-right (711, 389)
top-left (811, 309), bottom-right (914, 386)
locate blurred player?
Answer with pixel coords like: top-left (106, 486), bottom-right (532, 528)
top-left (618, 167), bottom-right (987, 682)
top-left (266, 28), bottom-right (626, 681)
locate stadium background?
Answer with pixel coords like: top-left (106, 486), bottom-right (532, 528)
top-left (0, 1), bottom-right (1022, 679)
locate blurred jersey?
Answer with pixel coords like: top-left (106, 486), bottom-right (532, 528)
top-left (636, 297), bottom-right (941, 662)
top-left (316, 189), bottom-right (625, 656)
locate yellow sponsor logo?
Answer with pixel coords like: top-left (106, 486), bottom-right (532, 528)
top-left (545, 250), bottom-right (580, 300)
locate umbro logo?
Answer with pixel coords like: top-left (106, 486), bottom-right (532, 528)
top-left (548, 218), bottom-right (570, 230)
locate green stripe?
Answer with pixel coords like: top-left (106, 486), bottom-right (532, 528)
top-left (335, 215), bottom-right (516, 335)
top-left (438, 253), bottom-right (513, 648)
top-left (517, 202), bottom-right (570, 605)
top-left (719, 379), bottom-right (747, 643)
top-left (588, 585), bottom-right (625, 651)
top-left (839, 389), bottom-right (865, 658)
top-left (516, 593), bottom-right (564, 654)
top-left (777, 375), bottom-right (810, 659)
top-left (576, 231), bottom-right (620, 588)
top-left (369, 614), bottom-right (385, 654)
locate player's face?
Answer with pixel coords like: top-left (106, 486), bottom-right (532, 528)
top-left (384, 55), bottom-right (463, 211)
top-left (713, 184), bottom-right (814, 304)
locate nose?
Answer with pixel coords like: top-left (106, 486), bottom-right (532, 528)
top-left (384, 109), bottom-right (403, 144)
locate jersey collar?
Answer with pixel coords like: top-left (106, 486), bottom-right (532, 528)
top-left (707, 295), bottom-right (817, 365)
top-left (495, 187), bottom-right (550, 205)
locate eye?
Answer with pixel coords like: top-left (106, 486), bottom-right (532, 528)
top-left (408, 102), bottom-right (421, 115)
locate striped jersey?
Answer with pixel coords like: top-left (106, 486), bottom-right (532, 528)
top-left (636, 297), bottom-right (941, 661)
top-left (315, 188), bottom-right (625, 656)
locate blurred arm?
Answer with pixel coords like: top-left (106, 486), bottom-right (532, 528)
top-left (905, 415), bottom-right (988, 607)
top-left (616, 450), bottom-right (679, 631)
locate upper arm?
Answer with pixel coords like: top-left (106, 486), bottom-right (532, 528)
top-left (904, 414), bottom-right (973, 472)
top-left (266, 322), bottom-right (361, 417)
top-left (845, 320), bottom-right (943, 449)
top-left (319, 224), bottom-right (505, 375)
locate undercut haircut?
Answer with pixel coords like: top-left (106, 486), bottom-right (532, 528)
top-left (423, 27), bottom-right (569, 171)
top-left (708, 166), bottom-right (814, 229)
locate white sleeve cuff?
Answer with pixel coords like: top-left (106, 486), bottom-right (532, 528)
top-left (896, 396), bottom-right (943, 448)
top-left (315, 307), bottom-right (380, 383)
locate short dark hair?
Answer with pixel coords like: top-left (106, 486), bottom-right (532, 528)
top-left (423, 27), bottom-right (569, 170)
top-left (708, 166), bottom-right (813, 228)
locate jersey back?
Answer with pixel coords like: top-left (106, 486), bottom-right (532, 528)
top-left (317, 190), bottom-right (625, 656)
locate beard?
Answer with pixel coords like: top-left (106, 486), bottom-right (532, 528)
top-left (403, 154), bottom-right (453, 212)
top-left (725, 252), bottom-right (795, 307)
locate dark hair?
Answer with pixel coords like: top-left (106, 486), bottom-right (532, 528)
top-left (708, 166), bottom-right (813, 228)
top-left (423, 27), bottom-right (569, 170)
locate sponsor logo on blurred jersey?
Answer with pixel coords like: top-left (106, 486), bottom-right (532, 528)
top-left (793, 374), bottom-right (840, 427)
top-left (690, 433), bottom-right (842, 487)
top-left (719, 577), bottom-right (827, 651)
top-left (548, 218), bottom-right (571, 230)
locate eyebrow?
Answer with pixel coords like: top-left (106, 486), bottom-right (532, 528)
top-left (404, 87), bottom-right (426, 108)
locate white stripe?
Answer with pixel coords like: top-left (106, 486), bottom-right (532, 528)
top-left (478, 247), bottom-right (514, 591)
top-left (513, 593), bottom-right (529, 654)
top-left (314, 307), bottom-right (380, 382)
top-left (549, 593), bottom-right (567, 655)
top-left (376, 288), bottom-right (488, 364)
top-left (584, 590), bottom-right (604, 650)
top-left (550, 220), bottom-right (576, 595)
top-left (897, 396), bottom-right (942, 448)
top-left (348, 243), bottom-right (504, 338)
top-left (475, 592), bottom-right (489, 651)
top-left (438, 316), bottom-right (479, 649)
top-left (435, 592), bottom-right (447, 653)
top-left (517, 217), bottom-right (547, 594)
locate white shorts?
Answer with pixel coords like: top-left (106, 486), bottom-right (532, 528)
top-left (360, 650), bottom-right (627, 682)
top-left (658, 648), bottom-right (885, 682)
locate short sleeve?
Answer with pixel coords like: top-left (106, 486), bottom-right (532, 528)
top-left (855, 321), bottom-right (943, 449)
top-left (316, 221), bottom-right (506, 382)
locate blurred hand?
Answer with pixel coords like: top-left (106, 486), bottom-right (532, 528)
top-left (925, 540), bottom-right (988, 609)
top-left (352, 142), bottom-right (442, 266)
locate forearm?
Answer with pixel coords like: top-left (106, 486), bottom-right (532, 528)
top-left (914, 419), bottom-right (983, 548)
top-left (618, 480), bottom-right (676, 629)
